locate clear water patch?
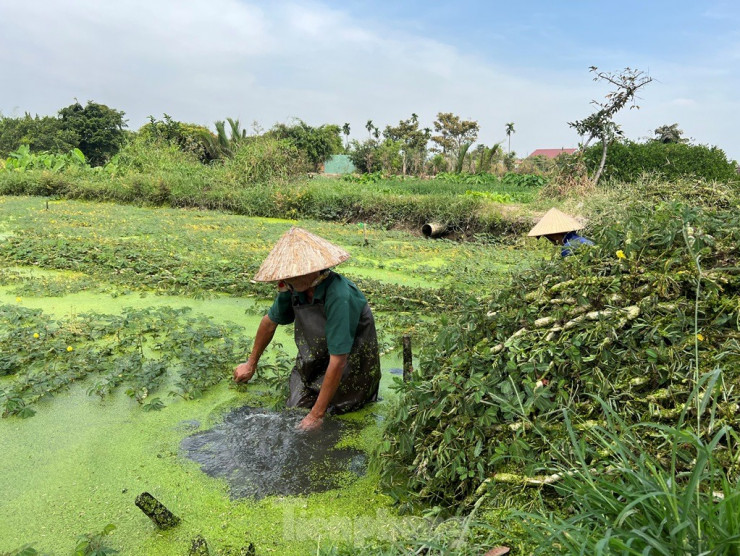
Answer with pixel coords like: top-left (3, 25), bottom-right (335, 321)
top-left (181, 406), bottom-right (367, 499)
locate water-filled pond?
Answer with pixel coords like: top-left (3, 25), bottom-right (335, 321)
top-left (0, 279), bottom-right (403, 555)
top-left (181, 406), bottom-right (367, 499)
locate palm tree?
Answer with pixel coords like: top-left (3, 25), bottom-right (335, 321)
top-left (654, 123), bottom-right (688, 144)
top-left (455, 142), bottom-right (472, 174)
top-left (365, 120), bottom-right (374, 138)
top-left (342, 123), bottom-right (351, 150)
top-left (201, 117), bottom-right (246, 159)
top-left (505, 122), bottom-right (515, 153)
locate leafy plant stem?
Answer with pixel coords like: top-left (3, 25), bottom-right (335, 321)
top-left (683, 219), bottom-right (704, 552)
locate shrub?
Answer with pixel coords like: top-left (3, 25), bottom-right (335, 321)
top-left (222, 136), bottom-right (306, 185)
top-left (501, 173), bottom-right (547, 188)
top-left (269, 120), bottom-right (343, 171)
top-left (138, 115), bottom-right (216, 163)
top-left (582, 140), bottom-right (739, 183)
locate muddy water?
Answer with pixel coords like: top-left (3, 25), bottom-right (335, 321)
top-left (181, 407), bottom-right (366, 499)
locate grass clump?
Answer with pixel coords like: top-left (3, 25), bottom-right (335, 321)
top-left (517, 393), bottom-right (740, 555)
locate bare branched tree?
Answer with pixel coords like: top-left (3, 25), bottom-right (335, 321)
top-left (569, 67), bottom-right (653, 185)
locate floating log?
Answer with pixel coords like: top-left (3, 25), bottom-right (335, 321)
top-left (135, 491), bottom-right (181, 529)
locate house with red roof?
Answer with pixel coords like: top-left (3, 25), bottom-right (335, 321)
top-left (528, 148), bottom-right (577, 159)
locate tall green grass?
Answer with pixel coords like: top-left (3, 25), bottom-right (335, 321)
top-left (515, 383), bottom-right (740, 555)
top-left (0, 139), bottom-right (535, 236)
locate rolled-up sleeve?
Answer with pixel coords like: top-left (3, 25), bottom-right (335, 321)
top-left (267, 291), bottom-right (295, 325)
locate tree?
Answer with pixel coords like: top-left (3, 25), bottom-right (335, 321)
top-left (58, 100), bottom-right (127, 166)
top-left (208, 118), bottom-right (247, 159)
top-left (365, 120), bottom-right (374, 138)
top-left (430, 112), bottom-right (479, 168)
top-left (342, 122), bottom-right (351, 151)
top-left (383, 114), bottom-right (429, 176)
top-left (471, 143), bottom-right (501, 174)
top-left (505, 122), bottom-right (515, 154)
top-left (454, 142), bottom-right (472, 174)
top-left (347, 138), bottom-right (377, 173)
top-left (569, 67), bottom-right (653, 185)
top-left (653, 123), bottom-right (688, 144)
top-left (270, 120), bottom-right (343, 171)
top-left (138, 114), bottom-right (217, 163)
top-left (0, 112), bottom-right (77, 156)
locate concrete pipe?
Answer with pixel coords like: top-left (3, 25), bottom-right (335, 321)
top-left (421, 222), bottom-right (446, 238)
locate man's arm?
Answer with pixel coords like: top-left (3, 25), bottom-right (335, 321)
top-left (234, 314), bottom-right (278, 383)
top-left (299, 353), bottom-right (348, 430)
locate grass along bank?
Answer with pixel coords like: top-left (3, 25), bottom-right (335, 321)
top-left (0, 139), bottom-right (541, 238)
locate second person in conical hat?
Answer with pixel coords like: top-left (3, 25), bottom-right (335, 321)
top-left (234, 227), bottom-right (381, 431)
top-left (528, 207), bottom-right (594, 257)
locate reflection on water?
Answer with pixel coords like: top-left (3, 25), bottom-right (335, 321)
top-left (180, 406), bottom-right (366, 499)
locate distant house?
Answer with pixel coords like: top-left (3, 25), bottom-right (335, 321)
top-left (528, 148), bottom-right (577, 159)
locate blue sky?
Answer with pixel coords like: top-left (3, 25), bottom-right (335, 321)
top-left (1, 0), bottom-right (738, 161)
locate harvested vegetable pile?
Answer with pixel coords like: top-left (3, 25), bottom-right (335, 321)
top-left (377, 197), bottom-right (740, 509)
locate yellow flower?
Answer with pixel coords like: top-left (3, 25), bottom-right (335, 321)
top-left (15, 296), bottom-right (22, 302)
top-left (696, 334), bottom-right (704, 342)
top-left (66, 346), bottom-right (74, 352)
top-left (616, 250), bottom-right (626, 260)
top-left (33, 333), bottom-right (40, 339)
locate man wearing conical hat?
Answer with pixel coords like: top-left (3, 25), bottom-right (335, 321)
top-left (528, 207), bottom-right (594, 257)
top-left (234, 227), bottom-right (381, 430)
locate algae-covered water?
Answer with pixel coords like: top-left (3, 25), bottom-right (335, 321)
top-left (0, 282), bottom-right (403, 555)
top-left (0, 197), bottom-right (537, 554)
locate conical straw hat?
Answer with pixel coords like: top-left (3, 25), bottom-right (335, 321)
top-left (528, 207), bottom-right (584, 237)
top-left (253, 227), bottom-right (351, 282)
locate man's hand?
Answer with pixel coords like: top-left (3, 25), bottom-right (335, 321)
top-left (233, 361), bottom-right (256, 383)
top-left (298, 411), bottom-right (323, 431)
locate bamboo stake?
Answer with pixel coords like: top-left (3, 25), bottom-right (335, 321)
top-left (402, 334), bottom-right (412, 382)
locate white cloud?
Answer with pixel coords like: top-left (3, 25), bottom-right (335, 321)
top-left (0, 0), bottom-right (737, 161)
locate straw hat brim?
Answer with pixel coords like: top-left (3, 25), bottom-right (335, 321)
top-left (253, 227), bottom-right (351, 282)
top-left (528, 207), bottom-right (584, 237)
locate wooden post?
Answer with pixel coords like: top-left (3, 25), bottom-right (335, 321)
top-left (402, 334), bottom-right (412, 382)
top-left (135, 492), bottom-right (181, 529)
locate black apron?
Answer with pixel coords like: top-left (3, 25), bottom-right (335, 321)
top-left (285, 279), bottom-right (381, 415)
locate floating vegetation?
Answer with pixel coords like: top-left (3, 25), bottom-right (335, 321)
top-left (0, 304), bottom-right (253, 417)
top-left (0, 198), bottom-right (540, 306)
top-left (0, 268), bottom-right (96, 297)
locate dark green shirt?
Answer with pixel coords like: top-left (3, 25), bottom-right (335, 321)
top-left (267, 272), bottom-right (368, 355)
